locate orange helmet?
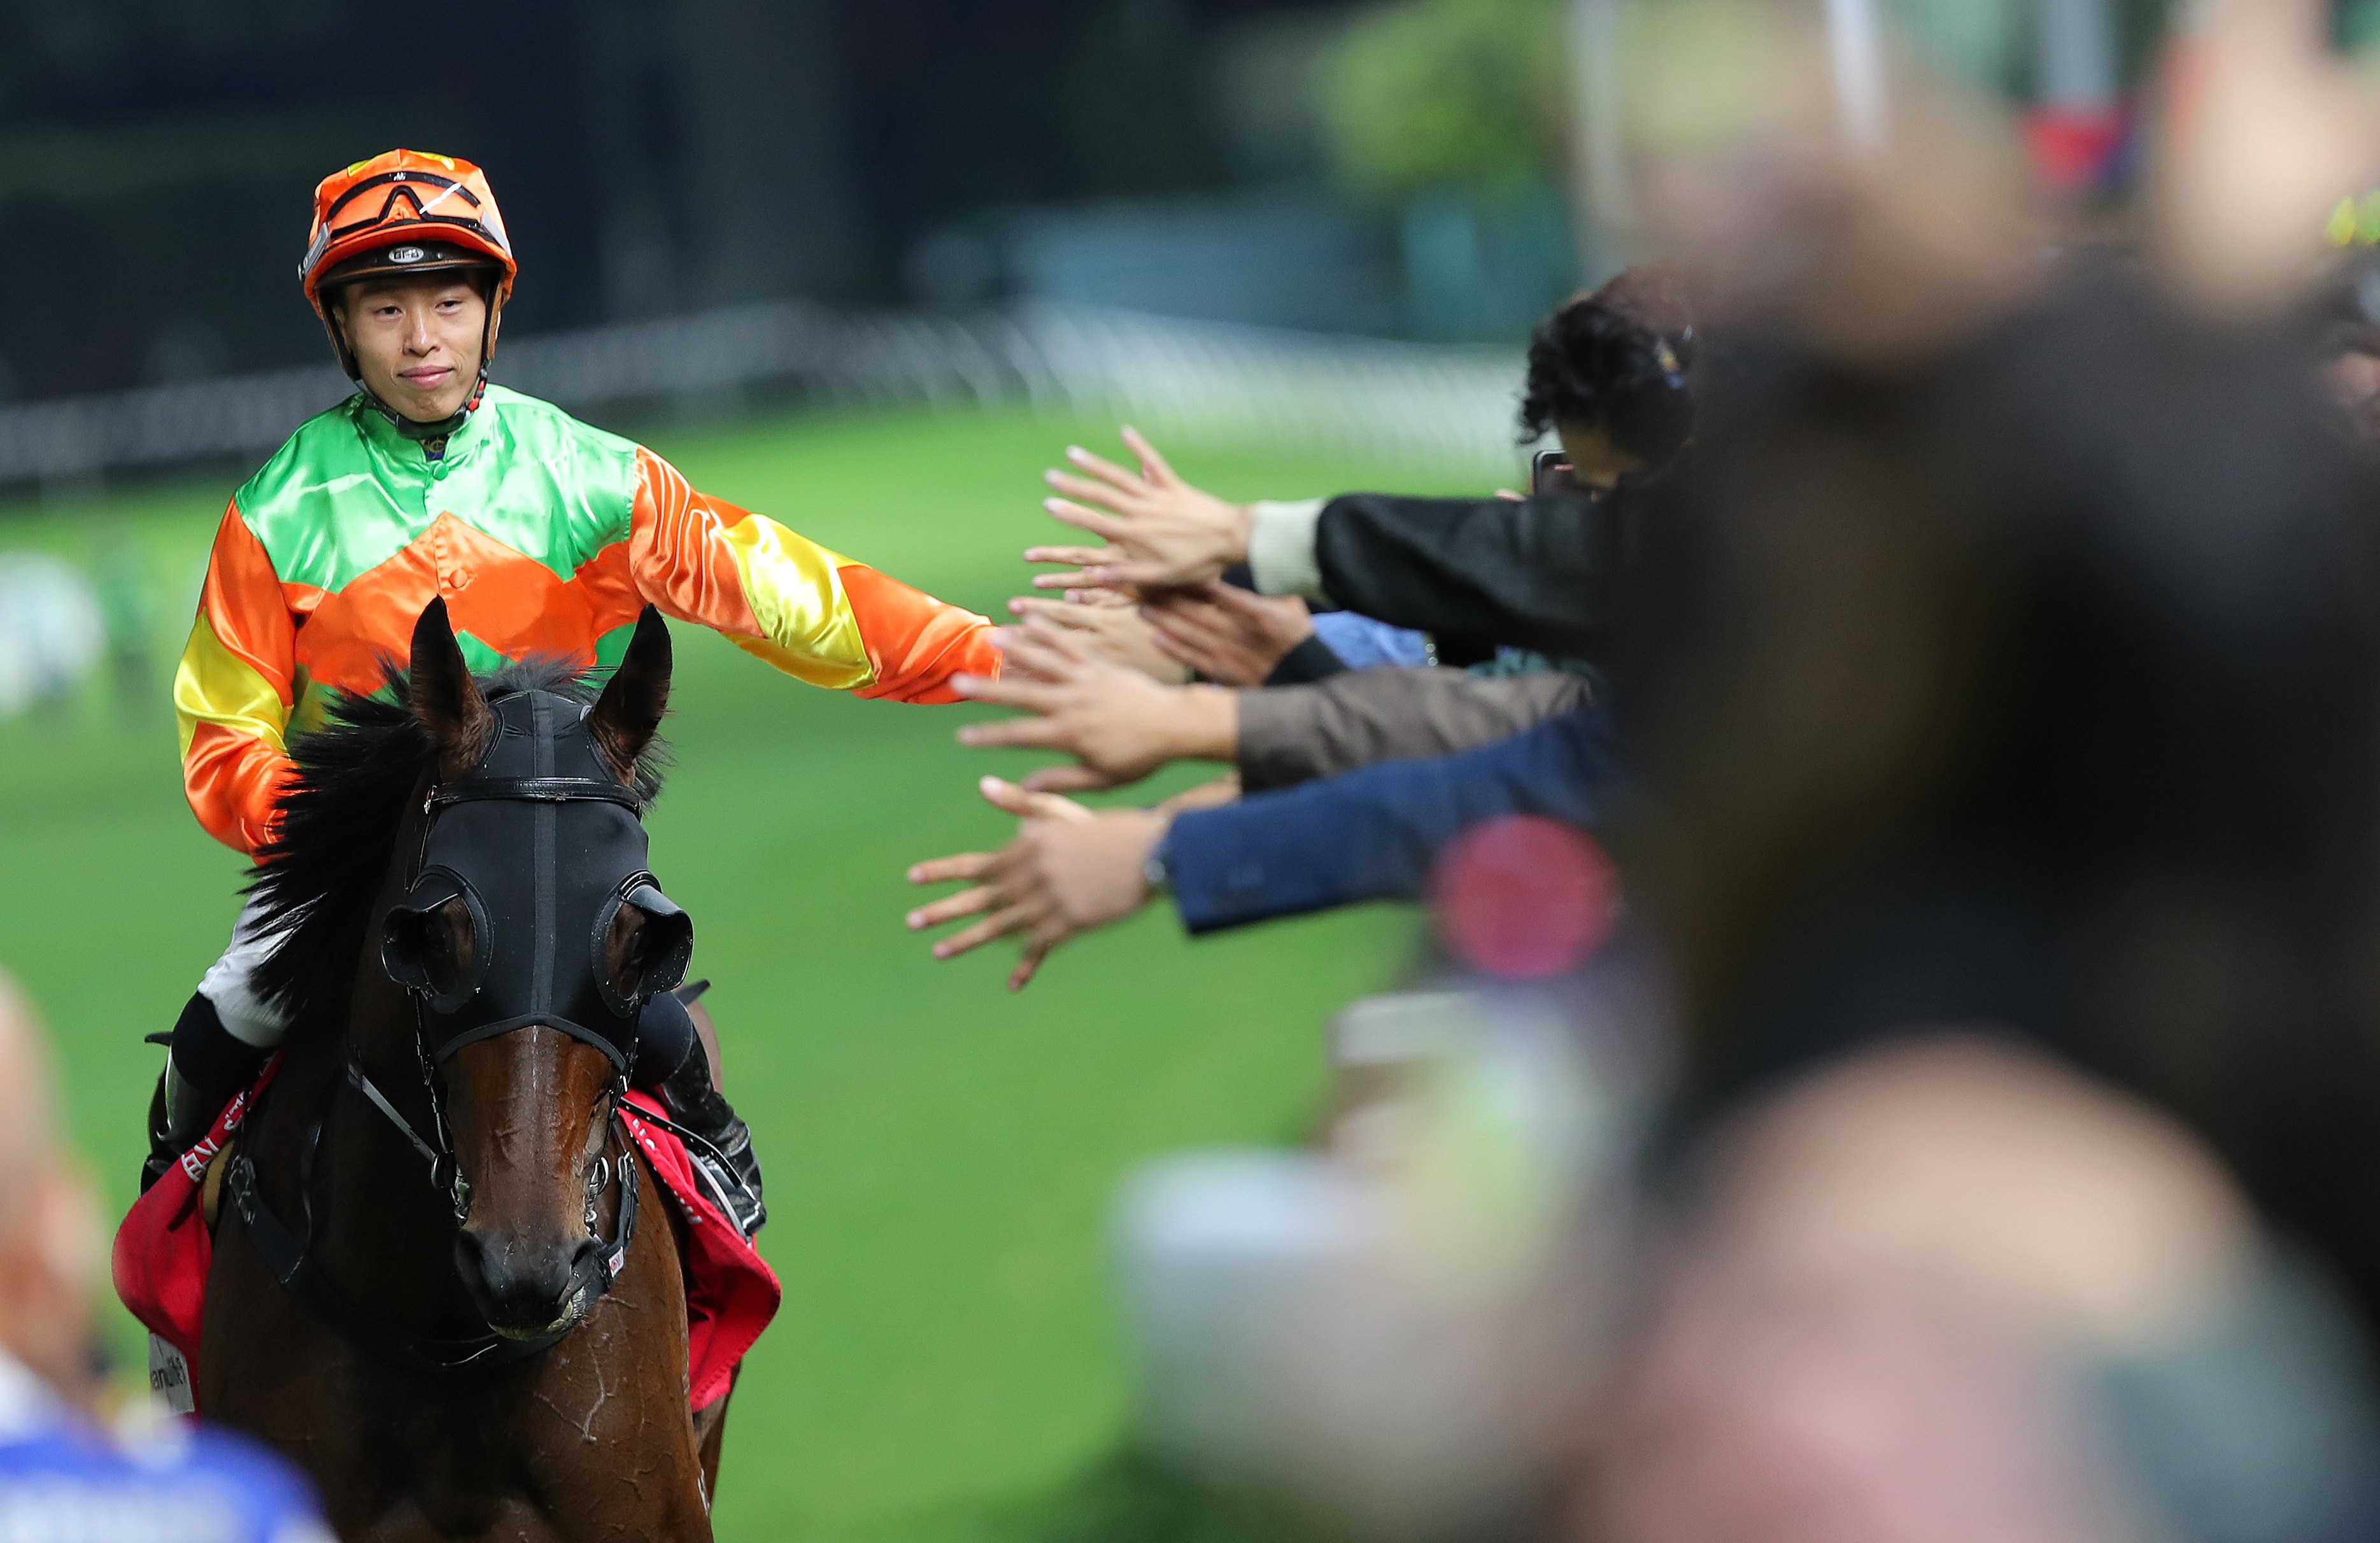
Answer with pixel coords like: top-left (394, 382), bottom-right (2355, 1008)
top-left (299, 149), bottom-right (516, 316)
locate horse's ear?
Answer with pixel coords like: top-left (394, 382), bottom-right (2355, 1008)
top-left (409, 597), bottom-right (491, 779)
top-left (590, 605), bottom-right (671, 783)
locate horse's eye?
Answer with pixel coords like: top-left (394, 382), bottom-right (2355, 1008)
top-left (421, 896), bottom-right (476, 994)
top-left (605, 905), bottom-right (647, 1002)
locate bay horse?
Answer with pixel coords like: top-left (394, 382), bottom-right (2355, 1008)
top-left (201, 597), bottom-right (732, 1541)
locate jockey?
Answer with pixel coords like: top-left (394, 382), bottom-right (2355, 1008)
top-left (150, 149), bottom-right (1000, 1227)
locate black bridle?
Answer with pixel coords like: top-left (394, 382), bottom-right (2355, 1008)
top-left (222, 756), bottom-right (656, 1377)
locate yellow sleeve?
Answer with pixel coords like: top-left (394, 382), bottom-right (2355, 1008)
top-left (625, 447), bottom-right (1000, 701)
top-left (176, 501), bottom-right (297, 855)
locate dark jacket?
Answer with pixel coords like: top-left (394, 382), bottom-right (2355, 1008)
top-left (1312, 486), bottom-right (1641, 659)
top-left (1159, 707), bottom-right (1621, 935)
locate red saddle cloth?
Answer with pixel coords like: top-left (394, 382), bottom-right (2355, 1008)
top-left (111, 1059), bottom-right (779, 1413)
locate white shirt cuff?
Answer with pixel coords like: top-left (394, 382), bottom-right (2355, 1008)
top-left (1247, 498), bottom-right (1328, 600)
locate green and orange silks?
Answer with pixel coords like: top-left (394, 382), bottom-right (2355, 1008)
top-left (176, 384), bottom-right (998, 856)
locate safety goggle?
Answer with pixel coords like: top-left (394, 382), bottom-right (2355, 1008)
top-left (301, 169), bottom-right (508, 281)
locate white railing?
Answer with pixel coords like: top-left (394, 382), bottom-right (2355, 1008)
top-left (0, 303), bottom-right (1529, 492)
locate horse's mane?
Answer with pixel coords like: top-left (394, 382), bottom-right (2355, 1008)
top-left (245, 657), bottom-right (669, 1038)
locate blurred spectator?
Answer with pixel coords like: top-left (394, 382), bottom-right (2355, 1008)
top-left (1626, 260), bottom-right (2380, 1327)
top-left (1024, 265), bottom-right (1701, 663)
top-left (1585, 1038), bottom-right (2380, 1543)
top-left (0, 969), bottom-right (330, 1542)
top-left (1517, 265), bottom-right (1699, 487)
top-left (1589, 59), bottom-right (2380, 1530)
top-left (90, 530), bottom-right (157, 717)
top-left (2315, 251), bottom-right (2380, 442)
top-left (0, 554), bottom-right (106, 721)
top-left (1119, 976), bottom-right (1642, 1541)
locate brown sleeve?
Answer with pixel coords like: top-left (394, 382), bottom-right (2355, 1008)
top-left (1234, 668), bottom-right (1594, 792)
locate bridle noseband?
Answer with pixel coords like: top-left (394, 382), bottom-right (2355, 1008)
top-left (223, 742), bottom-right (667, 1377)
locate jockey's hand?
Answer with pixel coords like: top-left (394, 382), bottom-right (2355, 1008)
top-left (953, 619), bottom-right (1235, 793)
top-left (1024, 427), bottom-right (1252, 592)
top-left (904, 778), bottom-right (1168, 992)
top-left (1004, 596), bottom-right (1190, 684)
top-left (1140, 583), bottom-right (1315, 687)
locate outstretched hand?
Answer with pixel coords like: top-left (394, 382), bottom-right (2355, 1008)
top-left (1024, 427), bottom-right (1254, 593)
top-left (952, 620), bottom-right (1236, 793)
top-left (1140, 583), bottom-right (1316, 687)
top-left (1003, 596), bottom-right (1189, 684)
top-left (904, 777), bottom-right (1170, 991)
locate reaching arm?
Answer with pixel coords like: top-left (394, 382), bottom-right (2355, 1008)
top-left (1236, 667), bottom-right (1595, 792)
top-left (1247, 488), bottom-right (1634, 659)
top-left (902, 706), bottom-right (1621, 989)
top-left (628, 447), bottom-right (998, 701)
top-left (175, 501), bottom-right (299, 856)
top-left (1160, 707), bottom-right (1622, 934)
top-left (1022, 428), bottom-right (1642, 661)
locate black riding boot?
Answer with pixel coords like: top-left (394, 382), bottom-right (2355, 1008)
top-left (637, 986), bottom-right (766, 1237)
top-left (141, 993), bottom-right (270, 1192)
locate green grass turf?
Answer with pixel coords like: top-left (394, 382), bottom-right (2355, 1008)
top-left (0, 404), bottom-right (1492, 1539)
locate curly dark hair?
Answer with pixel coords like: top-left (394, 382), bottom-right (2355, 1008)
top-left (1519, 264), bottom-right (1699, 467)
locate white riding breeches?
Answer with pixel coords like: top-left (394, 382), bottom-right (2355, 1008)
top-left (196, 894), bottom-right (292, 1050)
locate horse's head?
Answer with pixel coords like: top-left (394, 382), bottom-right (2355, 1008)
top-left (389, 599), bottom-right (690, 1337)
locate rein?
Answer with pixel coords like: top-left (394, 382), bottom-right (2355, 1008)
top-left (222, 764), bottom-right (651, 1378)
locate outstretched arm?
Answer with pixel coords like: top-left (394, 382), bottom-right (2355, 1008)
top-left (902, 707), bottom-right (1620, 988)
top-left (1159, 705), bottom-right (1620, 934)
top-left (627, 447), bottom-right (999, 701)
top-left (175, 500), bottom-right (299, 856)
top-left (1237, 667), bottom-right (1594, 791)
top-left (951, 617), bottom-right (1236, 793)
top-left (1022, 428), bottom-right (1635, 660)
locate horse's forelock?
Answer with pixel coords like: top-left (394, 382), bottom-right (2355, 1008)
top-left (243, 656), bottom-right (667, 1037)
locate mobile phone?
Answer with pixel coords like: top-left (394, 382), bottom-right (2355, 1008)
top-left (1532, 450), bottom-right (1580, 496)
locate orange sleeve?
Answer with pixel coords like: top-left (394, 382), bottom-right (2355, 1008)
top-left (838, 564), bottom-right (1003, 703)
top-left (628, 447), bottom-right (997, 700)
top-left (173, 502), bottom-right (298, 855)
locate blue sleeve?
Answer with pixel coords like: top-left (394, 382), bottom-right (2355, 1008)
top-left (1309, 611), bottom-right (1433, 670)
top-left (1158, 707), bottom-right (1622, 934)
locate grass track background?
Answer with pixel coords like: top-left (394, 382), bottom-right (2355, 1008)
top-left (0, 405), bottom-right (1491, 1539)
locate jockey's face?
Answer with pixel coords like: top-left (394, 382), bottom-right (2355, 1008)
top-left (332, 273), bottom-right (497, 425)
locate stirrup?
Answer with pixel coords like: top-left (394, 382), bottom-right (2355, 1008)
top-left (683, 1118), bottom-right (767, 1239)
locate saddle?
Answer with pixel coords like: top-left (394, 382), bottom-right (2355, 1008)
top-left (113, 1057), bottom-right (780, 1418)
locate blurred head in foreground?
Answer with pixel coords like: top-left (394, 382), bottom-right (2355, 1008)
top-left (1626, 258), bottom-right (2380, 1315)
top-left (1583, 1037), bottom-right (2380, 1543)
top-left (1577, 8), bottom-right (2380, 1532)
top-left (0, 970), bottom-right (102, 1405)
top-left (1581, 258), bottom-right (2380, 1543)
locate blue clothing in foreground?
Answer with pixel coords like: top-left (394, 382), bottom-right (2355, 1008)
top-left (0, 1353), bottom-right (327, 1543)
top-left (1159, 707), bottom-right (1621, 934)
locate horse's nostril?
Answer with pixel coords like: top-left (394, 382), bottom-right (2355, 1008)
top-left (454, 1228), bottom-right (499, 1293)
top-left (456, 1229), bottom-right (599, 1334)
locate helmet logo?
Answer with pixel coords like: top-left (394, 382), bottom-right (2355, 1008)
top-left (390, 246), bottom-right (427, 265)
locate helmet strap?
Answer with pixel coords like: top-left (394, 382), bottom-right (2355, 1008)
top-left (358, 366), bottom-right (486, 445)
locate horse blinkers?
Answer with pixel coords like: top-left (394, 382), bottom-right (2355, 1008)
top-left (379, 689), bottom-right (693, 1076)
